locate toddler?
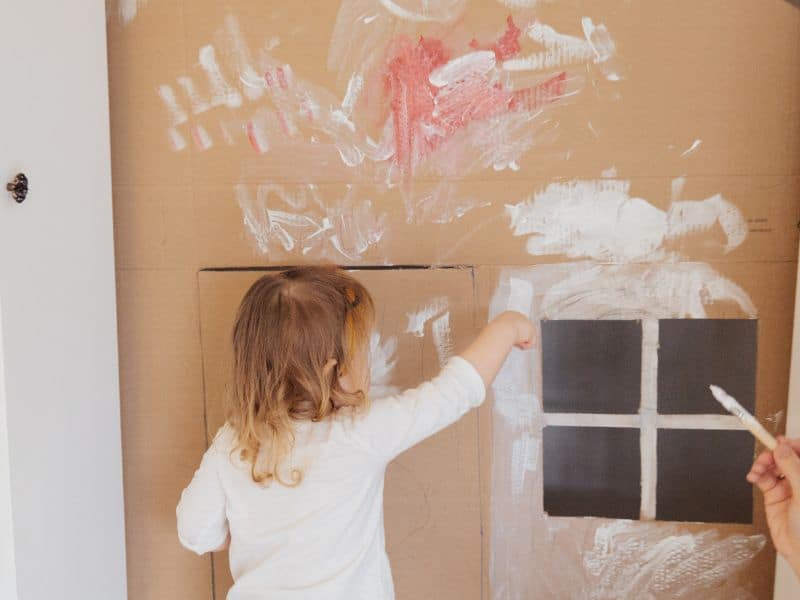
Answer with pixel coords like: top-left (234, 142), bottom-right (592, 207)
top-left (177, 266), bottom-right (534, 599)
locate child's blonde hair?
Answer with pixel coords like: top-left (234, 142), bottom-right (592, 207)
top-left (227, 266), bottom-right (374, 486)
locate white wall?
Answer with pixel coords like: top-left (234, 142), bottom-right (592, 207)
top-left (0, 0), bottom-right (127, 598)
top-left (0, 300), bottom-right (18, 600)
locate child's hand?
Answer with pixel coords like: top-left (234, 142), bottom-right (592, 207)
top-left (495, 311), bottom-right (536, 350)
top-left (748, 437), bottom-right (800, 576)
top-left (460, 312), bottom-right (536, 387)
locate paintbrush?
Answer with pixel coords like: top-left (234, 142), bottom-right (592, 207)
top-left (709, 384), bottom-right (778, 451)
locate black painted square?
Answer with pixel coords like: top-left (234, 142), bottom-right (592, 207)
top-left (658, 319), bottom-right (757, 415)
top-left (542, 320), bottom-right (642, 414)
top-left (543, 426), bottom-right (641, 519)
top-left (656, 429), bottom-right (754, 523)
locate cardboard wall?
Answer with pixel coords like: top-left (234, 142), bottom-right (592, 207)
top-left (107, 0), bottom-right (800, 598)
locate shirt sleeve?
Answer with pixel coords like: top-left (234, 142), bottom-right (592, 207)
top-left (176, 432), bottom-right (229, 555)
top-left (353, 356), bottom-right (486, 462)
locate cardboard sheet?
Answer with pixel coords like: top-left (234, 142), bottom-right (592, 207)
top-left (106, 0), bottom-right (800, 597)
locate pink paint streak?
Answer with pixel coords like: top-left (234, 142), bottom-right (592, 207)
top-left (276, 67), bottom-right (289, 90)
top-left (383, 16), bottom-right (562, 177)
top-left (246, 121), bottom-right (266, 153)
top-left (470, 16), bottom-right (522, 61)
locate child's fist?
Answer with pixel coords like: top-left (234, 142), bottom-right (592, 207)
top-left (496, 311), bottom-right (536, 350)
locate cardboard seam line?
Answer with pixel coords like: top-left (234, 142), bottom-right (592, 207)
top-left (199, 264), bottom-right (474, 272)
top-left (194, 269), bottom-right (218, 600)
top-left (196, 259), bottom-right (800, 275)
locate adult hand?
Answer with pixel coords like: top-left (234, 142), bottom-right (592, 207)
top-left (748, 437), bottom-right (800, 576)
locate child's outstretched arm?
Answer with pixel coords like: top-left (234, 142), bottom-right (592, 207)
top-left (460, 311), bottom-right (536, 386)
top-left (352, 311), bottom-right (535, 462)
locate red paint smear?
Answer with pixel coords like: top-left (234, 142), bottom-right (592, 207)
top-left (384, 36), bottom-right (449, 175)
top-left (470, 16), bottom-right (522, 61)
top-left (383, 19), bottom-right (563, 177)
top-left (509, 72), bottom-right (567, 112)
top-left (191, 126), bottom-right (208, 149)
top-left (246, 121), bottom-right (263, 153)
top-left (276, 67), bottom-right (289, 90)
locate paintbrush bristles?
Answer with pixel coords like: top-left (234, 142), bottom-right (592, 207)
top-left (708, 384), bottom-right (778, 451)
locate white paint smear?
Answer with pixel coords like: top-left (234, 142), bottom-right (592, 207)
top-left (198, 45), bottom-right (243, 109)
top-left (117, 0), bottom-right (147, 25)
top-left (504, 17), bottom-right (619, 79)
top-left (157, 84), bottom-right (188, 126)
top-left (431, 311), bottom-right (453, 367)
top-left (510, 432), bottom-right (539, 498)
top-left (405, 297), bottom-right (449, 337)
top-left (681, 138), bottom-right (703, 157)
top-left (237, 183), bottom-right (386, 260)
top-left (584, 521), bottom-right (765, 599)
top-left (369, 331), bottom-right (400, 398)
top-left (506, 277), bottom-right (534, 317)
top-left (539, 262), bottom-right (757, 320)
top-left (222, 15), bottom-right (265, 102)
top-left (167, 128), bottom-right (187, 152)
top-left (506, 179), bottom-right (748, 262)
top-left (177, 76), bottom-right (211, 115)
top-left (341, 74), bottom-right (364, 117)
top-left (429, 51), bottom-right (496, 87)
top-left (377, 0), bottom-right (466, 22)
top-left (671, 176), bottom-right (687, 202)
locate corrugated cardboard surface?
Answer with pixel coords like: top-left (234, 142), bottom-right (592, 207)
top-left (107, 0), bottom-right (800, 598)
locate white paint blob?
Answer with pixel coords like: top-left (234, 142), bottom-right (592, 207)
top-left (506, 180), bottom-right (748, 262)
top-left (117, 0), bottom-right (148, 25)
top-left (429, 51), bottom-right (496, 87)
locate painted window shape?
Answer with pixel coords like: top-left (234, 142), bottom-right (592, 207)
top-left (542, 319), bottom-right (757, 524)
top-left (542, 320), bottom-right (641, 414)
top-left (658, 319), bottom-right (757, 415)
top-left (543, 426), bottom-right (640, 520)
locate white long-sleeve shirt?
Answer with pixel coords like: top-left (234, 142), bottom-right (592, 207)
top-left (176, 356), bottom-right (485, 600)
